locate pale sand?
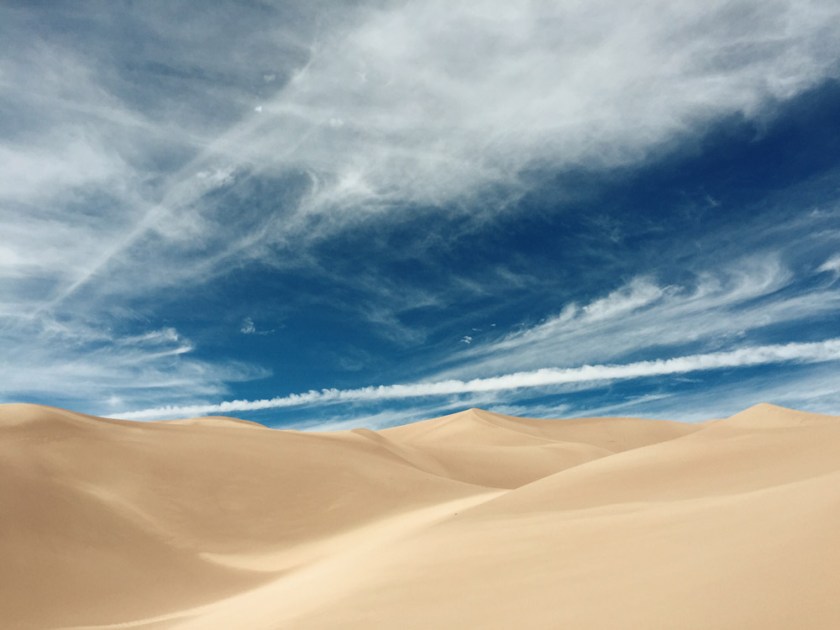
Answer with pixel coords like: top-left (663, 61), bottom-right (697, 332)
top-left (1, 402), bottom-right (838, 629)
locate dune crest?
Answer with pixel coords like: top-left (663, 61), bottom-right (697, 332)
top-left (725, 402), bottom-right (839, 427)
top-left (2, 402), bottom-right (838, 629)
top-left (165, 416), bottom-right (268, 430)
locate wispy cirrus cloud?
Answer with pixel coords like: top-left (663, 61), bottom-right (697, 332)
top-left (270, 0), bottom-right (840, 213)
top-left (0, 319), bottom-right (267, 411)
top-left (4, 0), bottom-right (840, 313)
top-left (819, 255), bottom-right (840, 275)
top-left (441, 251), bottom-right (840, 380)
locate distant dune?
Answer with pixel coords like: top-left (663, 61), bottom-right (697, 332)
top-left (2, 402), bottom-right (839, 629)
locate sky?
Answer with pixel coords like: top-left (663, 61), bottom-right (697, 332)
top-left (2, 0), bottom-right (840, 429)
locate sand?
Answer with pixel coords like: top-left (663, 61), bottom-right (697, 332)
top-left (1, 402), bottom-right (838, 629)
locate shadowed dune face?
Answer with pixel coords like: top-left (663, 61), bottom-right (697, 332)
top-left (376, 407), bottom-right (699, 488)
top-left (1, 402), bottom-right (839, 629)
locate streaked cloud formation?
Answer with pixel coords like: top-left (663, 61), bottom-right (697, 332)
top-left (2, 1), bottom-right (840, 425)
top-left (117, 338), bottom-right (840, 420)
top-left (448, 251), bottom-right (840, 378)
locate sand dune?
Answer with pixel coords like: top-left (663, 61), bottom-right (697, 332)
top-left (1, 403), bottom-right (838, 629)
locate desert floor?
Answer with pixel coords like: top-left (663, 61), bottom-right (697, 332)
top-left (2, 402), bottom-right (839, 629)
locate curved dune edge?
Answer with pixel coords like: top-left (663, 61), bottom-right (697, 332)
top-left (2, 402), bottom-right (839, 629)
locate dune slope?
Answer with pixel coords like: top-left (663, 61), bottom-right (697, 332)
top-left (1, 403), bottom-right (838, 629)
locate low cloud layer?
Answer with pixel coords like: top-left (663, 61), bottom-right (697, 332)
top-left (115, 338), bottom-right (840, 420)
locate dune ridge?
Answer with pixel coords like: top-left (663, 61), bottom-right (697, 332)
top-left (1, 402), bottom-right (838, 629)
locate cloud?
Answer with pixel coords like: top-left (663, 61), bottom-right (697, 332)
top-left (257, 0), bottom-right (840, 218)
top-left (818, 255), bottom-right (840, 275)
top-left (580, 278), bottom-right (665, 322)
top-left (582, 362), bottom-right (840, 421)
top-left (5, 1), bottom-right (840, 315)
top-left (442, 252), bottom-right (840, 379)
top-left (239, 316), bottom-right (277, 336)
top-left (113, 337), bottom-right (840, 420)
top-left (0, 320), bottom-right (266, 410)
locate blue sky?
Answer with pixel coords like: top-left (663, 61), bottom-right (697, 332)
top-left (2, 1), bottom-right (840, 429)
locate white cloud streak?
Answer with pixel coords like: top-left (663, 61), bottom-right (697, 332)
top-left (580, 278), bottom-right (665, 322)
top-left (818, 255), bottom-right (840, 275)
top-left (113, 338), bottom-right (840, 420)
top-left (443, 253), bottom-right (840, 379)
top-left (0, 321), bottom-right (266, 410)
